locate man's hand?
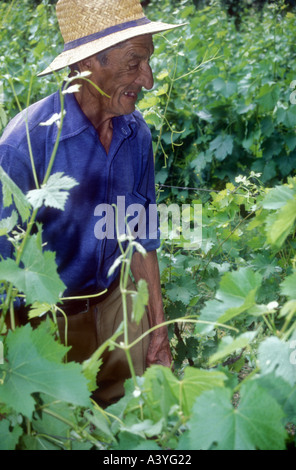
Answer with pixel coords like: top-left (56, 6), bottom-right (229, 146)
top-left (146, 326), bottom-right (173, 368)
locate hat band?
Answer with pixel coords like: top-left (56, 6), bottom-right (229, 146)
top-left (63, 17), bottom-right (151, 52)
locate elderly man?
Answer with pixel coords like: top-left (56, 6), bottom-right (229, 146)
top-left (0, 0), bottom-right (182, 406)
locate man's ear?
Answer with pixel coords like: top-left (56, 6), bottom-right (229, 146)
top-left (78, 57), bottom-right (94, 72)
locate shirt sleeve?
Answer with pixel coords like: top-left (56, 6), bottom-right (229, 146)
top-left (133, 123), bottom-right (160, 253)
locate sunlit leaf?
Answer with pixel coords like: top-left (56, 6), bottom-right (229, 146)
top-left (0, 323), bottom-right (91, 418)
top-left (27, 172), bottom-right (79, 210)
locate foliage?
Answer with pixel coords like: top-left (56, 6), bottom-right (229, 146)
top-left (0, 0), bottom-right (296, 452)
top-left (141, 0), bottom-right (296, 194)
top-left (0, 0), bottom-right (61, 123)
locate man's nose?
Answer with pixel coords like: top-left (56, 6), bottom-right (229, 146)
top-left (135, 62), bottom-right (154, 90)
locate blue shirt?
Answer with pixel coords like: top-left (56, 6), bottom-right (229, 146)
top-left (0, 89), bottom-right (160, 297)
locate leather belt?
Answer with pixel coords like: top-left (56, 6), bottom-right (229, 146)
top-left (58, 296), bottom-right (100, 316)
top-left (58, 278), bottom-right (120, 316)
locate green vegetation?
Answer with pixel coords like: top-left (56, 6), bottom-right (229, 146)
top-left (0, 0), bottom-right (296, 450)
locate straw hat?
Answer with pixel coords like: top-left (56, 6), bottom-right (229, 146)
top-left (38, 0), bottom-right (184, 76)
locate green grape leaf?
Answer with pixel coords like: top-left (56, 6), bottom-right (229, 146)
top-left (143, 365), bottom-right (227, 418)
top-left (0, 419), bottom-right (22, 450)
top-left (197, 268), bottom-right (262, 334)
top-left (209, 134), bottom-right (234, 161)
top-left (112, 430), bottom-right (162, 451)
top-left (266, 197), bottom-right (296, 248)
top-left (131, 279), bottom-right (149, 325)
top-left (170, 366), bottom-right (227, 417)
top-left (0, 210), bottom-right (18, 236)
top-left (262, 185), bottom-right (294, 210)
top-left (85, 408), bottom-right (115, 444)
top-left (258, 336), bottom-right (296, 386)
top-left (257, 373), bottom-right (296, 425)
top-left (257, 83), bottom-right (280, 112)
top-left (0, 323), bottom-right (91, 418)
top-left (179, 381), bottom-right (286, 450)
top-left (166, 276), bottom-right (198, 305)
top-left (0, 234), bottom-right (66, 305)
top-left (209, 331), bottom-right (257, 366)
top-left (216, 268), bottom-right (262, 307)
top-left (27, 172), bottom-right (79, 210)
top-left (280, 272), bottom-right (296, 299)
top-left (0, 166), bottom-right (31, 223)
top-left (31, 393), bottom-right (77, 449)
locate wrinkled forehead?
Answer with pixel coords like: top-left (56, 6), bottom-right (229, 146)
top-left (105, 34), bottom-right (154, 59)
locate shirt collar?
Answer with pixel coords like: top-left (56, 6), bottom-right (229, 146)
top-left (52, 89), bottom-right (139, 142)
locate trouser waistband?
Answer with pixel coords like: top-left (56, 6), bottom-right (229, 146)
top-left (58, 277), bottom-right (120, 316)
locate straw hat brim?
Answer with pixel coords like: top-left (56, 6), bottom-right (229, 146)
top-left (38, 21), bottom-right (185, 76)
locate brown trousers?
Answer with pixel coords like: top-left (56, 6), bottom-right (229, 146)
top-left (57, 278), bottom-right (150, 407)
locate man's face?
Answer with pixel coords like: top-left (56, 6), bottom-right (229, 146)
top-left (87, 35), bottom-right (154, 118)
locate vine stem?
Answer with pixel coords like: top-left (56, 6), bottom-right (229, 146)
top-left (40, 407), bottom-right (105, 449)
top-left (119, 241), bottom-right (138, 388)
top-left (110, 205), bottom-right (141, 388)
top-left (151, 45), bottom-right (219, 164)
top-left (5, 72), bottom-right (39, 189)
top-left (114, 317), bottom-right (239, 353)
top-left (153, 52), bottom-right (178, 163)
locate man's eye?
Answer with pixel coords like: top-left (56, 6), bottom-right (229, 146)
top-left (129, 63), bottom-right (139, 69)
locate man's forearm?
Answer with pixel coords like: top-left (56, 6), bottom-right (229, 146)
top-left (130, 249), bottom-right (172, 367)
